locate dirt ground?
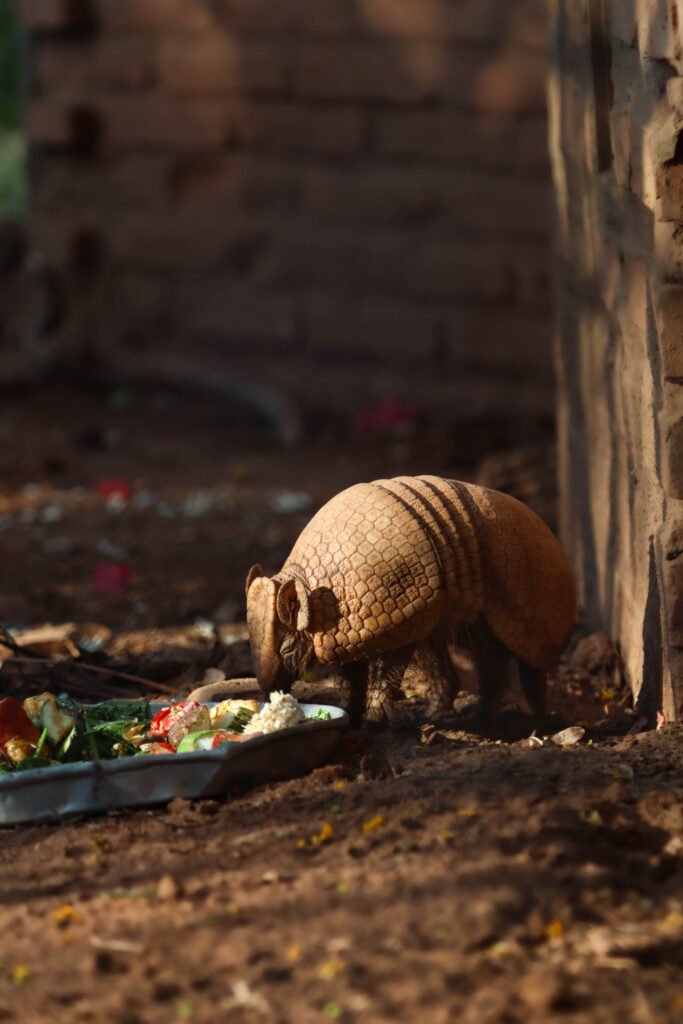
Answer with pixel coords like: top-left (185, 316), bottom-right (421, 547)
top-left (2, 382), bottom-right (683, 1024)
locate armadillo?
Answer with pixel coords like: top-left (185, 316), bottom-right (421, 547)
top-left (246, 475), bottom-right (576, 723)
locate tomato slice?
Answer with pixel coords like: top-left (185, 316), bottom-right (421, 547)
top-left (139, 741), bottom-right (175, 755)
top-left (210, 731), bottom-right (244, 748)
top-left (149, 706), bottom-right (174, 737)
top-left (149, 701), bottom-right (203, 738)
top-left (0, 697), bottom-right (41, 750)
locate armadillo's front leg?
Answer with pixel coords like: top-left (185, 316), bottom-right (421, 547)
top-left (365, 644), bottom-right (416, 723)
top-left (339, 660), bottom-right (369, 727)
top-left (411, 627), bottom-right (459, 717)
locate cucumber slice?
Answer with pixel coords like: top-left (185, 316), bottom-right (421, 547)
top-left (176, 729), bottom-right (239, 753)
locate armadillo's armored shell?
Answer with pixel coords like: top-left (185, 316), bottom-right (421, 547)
top-left (282, 475), bottom-right (576, 671)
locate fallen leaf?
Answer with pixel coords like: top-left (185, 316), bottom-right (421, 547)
top-left (317, 958), bottom-right (345, 980)
top-left (52, 904), bottom-right (79, 928)
top-left (579, 809), bottom-right (603, 827)
top-left (297, 822), bottom-right (334, 848)
top-left (362, 815), bottom-right (385, 834)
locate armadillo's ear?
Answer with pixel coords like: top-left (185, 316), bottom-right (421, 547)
top-left (276, 578), bottom-right (310, 632)
top-left (245, 564), bottom-right (265, 599)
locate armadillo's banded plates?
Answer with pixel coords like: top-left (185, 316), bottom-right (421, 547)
top-left (466, 484), bottom-right (576, 670)
top-left (374, 476), bottom-right (485, 620)
top-left (284, 475), bottom-right (576, 670)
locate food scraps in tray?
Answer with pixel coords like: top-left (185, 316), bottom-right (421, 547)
top-left (0, 692), bottom-right (333, 772)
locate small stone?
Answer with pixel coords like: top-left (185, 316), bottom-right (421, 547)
top-left (518, 967), bottom-right (570, 1012)
top-left (181, 491), bottom-right (214, 517)
top-left (156, 874), bottom-right (181, 901)
top-left (197, 800), bottom-right (220, 816)
top-left (39, 504), bottom-right (62, 523)
top-left (359, 753), bottom-right (392, 780)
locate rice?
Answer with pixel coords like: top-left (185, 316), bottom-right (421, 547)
top-left (242, 692), bottom-right (306, 736)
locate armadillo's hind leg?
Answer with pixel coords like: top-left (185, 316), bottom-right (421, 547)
top-left (517, 659), bottom-right (547, 725)
top-left (471, 620), bottom-right (514, 735)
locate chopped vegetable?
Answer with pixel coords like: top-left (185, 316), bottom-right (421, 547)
top-left (176, 729), bottom-right (243, 753)
top-left (167, 704), bottom-right (211, 748)
top-left (149, 703), bottom-right (184, 737)
top-left (210, 700), bottom-right (259, 730)
top-left (4, 737), bottom-right (41, 764)
top-left (23, 693), bottom-right (50, 726)
top-left (49, 698), bottom-right (149, 763)
top-left (138, 742), bottom-right (175, 756)
top-left (307, 708), bottom-right (333, 721)
top-left (149, 701), bottom-right (211, 748)
top-left (24, 693), bottom-right (77, 744)
top-left (0, 697), bottom-right (41, 750)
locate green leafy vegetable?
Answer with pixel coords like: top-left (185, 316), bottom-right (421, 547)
top-left (47, 699), bottom-right (150, 764)
top-left (307, 709), bottom-right (333, 721)
top-left (35, 728), bottom-right (49, 758)
top-left (225, 706), bottom-right (255, 734)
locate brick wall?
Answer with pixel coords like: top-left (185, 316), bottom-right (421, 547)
top-left (19, 0), bottom-right (552, 426)
top-left (551, 0), bottom-right (683, 719)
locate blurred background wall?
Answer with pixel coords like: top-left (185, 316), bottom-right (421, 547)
top-left (12, 0), bottom-right (552, 431)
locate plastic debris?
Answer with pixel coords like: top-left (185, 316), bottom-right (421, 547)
top-left (97, 538), bottom-right (129, 561)
top-left (354, 398), bottom-right (417, 434)
top-left (93, 562), bottom-right (132, 593)
top-left (271, 491), bottom-right (312, 514)
top-left (550, 726), bottom-right (586, 747)
top-left (193, 618), bottom-right (215, 640)
top-left (39, 504), bottom-right (62, 523)
top-left (181, 491), bottom-right (214, 517)
top-left (97, 479), bottom-right (133, 506)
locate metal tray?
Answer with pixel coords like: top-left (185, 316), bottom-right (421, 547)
top-left (0, 702), bottom-right (349, 826)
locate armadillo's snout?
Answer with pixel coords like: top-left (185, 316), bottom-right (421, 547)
top-left (246, 575), bottom-right (288, 693)
top-left (254, 647), bottom-right (284, 692)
